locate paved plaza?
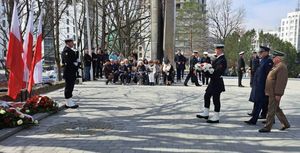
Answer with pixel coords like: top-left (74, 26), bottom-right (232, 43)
top-left (0, 78), bottom-right (300, 153)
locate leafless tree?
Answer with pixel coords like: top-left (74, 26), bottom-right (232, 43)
top-left (208, 0), bottom-right (245, 43)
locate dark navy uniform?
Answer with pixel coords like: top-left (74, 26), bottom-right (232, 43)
top-left (184, 55), bottom-right (200, 86)
top-left (204, 54), bottom-right (227, 112)
top-left (237, 54), bottom-right (245, 87)
top-left (247, 55), bottom-right (273, 124)
top-left (61, 46), bottom-right (78, 99)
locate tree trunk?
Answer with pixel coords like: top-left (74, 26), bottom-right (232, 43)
top-left (101, 0), bottom-right (106, 51)
top-left (55, 0), bottom-right (62, 81)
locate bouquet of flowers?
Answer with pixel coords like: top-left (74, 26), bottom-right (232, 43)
top-left (21, 96), bottom-right (59, 115)
top-left (0, 101), bottom-right (38, 129)
top-left (195, 63), bottom-right (214, 74)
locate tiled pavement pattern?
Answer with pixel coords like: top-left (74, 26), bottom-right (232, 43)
top-left (0, 78), bottom-right (299, 153)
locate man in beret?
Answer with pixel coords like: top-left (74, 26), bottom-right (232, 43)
top-left (259, 51), bottom-right (290, 132)
top-left (61, 38), bottom-right (79, 109)
top-left (245, 46), bottom-right (273, 125)
top-left (237, 51), bottom-right (245, 87)
top-left (197, 44), bottom-right (227, 123)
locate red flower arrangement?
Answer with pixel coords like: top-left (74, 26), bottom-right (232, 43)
top-left (0, 104), bottom-right (37, 129)
top-left (21, 96), bottom-right (59, 115)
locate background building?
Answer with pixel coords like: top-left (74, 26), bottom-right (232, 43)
top-left (0, 1), bottom-right (8, 60)
top-left (279, 10), bottom-right (300, 53)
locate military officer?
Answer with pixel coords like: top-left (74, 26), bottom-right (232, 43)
top-left (237, 51), bottom-right (245, 87)
top-left (61, 38), bottom-right (79, 109)
top-left (259, 50), bottom-right (290, 132)
top-left (245, 46), bottom-right (273, 125)
top-left (184, 50), bottom-right (201, 86)
top-left (196, 44), bottom-right (227, 123)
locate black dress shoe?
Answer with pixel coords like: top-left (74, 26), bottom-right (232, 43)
top-left (247, 113), bottom-right (253, 116)
top-left (207, 120), bottom-right (219, 123)
top-left (65, 104), bottom-right (79, 109)
top-left (195, 84), bottom-right (202, 86)
top-left (184, 83), bottom-right (188, 86)
top-left (196, 114), bottom-right (209, 119)
top-left (259, 128), bottom-right (270, 133)
top-left (279, 126), bottom-right (290, 131)
top-left (244, 121), bottom-right (256, 125)
top-left (238, 85), bottom-right (245, 87)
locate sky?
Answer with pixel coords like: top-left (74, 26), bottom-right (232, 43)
top-left (212, 0), bottom-right (299, 31)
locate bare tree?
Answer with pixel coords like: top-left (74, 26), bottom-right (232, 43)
top-left (208, 0), bottom-right (245, 43)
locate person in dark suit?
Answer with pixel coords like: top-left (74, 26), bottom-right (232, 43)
top-left (245, 46), bottom-right (273, 125)
top-left (174, 50), bottom-right (186, 82)
top-left (247, 51), bottom-right (260, 116)
top-left (196, 44), bottom-right (227, 123)
top-left (237, 51), bottom-right (245, 87)
top-left (200, 52), bottom-right (211, 85)
top-left (61, 38), bottom-right (79, 109)
top-left (249, 51), bottom-right (259, 87)
top-left (184, 51), bottom-right (201, 86)
top-left (83, 49), bottom-right (92, 81)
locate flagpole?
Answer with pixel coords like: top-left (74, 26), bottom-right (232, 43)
top-left (85, 0), bottom-right (93, 81)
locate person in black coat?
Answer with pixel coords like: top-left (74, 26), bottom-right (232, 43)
top-left (96, 50), bottom-right (105, 79)
top-left (249, 51), bottom-right (259, 87)
top-left (103, 60), bottom-right (113, 85)
top-left (184, 51), bottom-right (201, 86)
top-left (237, 51), bottom-right (246, 87)
top-left (83, 49), bottom-right (92, 81)
top-left (245, 46), bottom-right (273, 125)
top-left (197, 44), bottom-right (227, 123)
top-left (61, 38), bottom-right (79, 109)
top-left (174, 50), bottom-right (186, 82)
top-left (200, 52), bottom-right (211, 85)
top-left (92, 49), bottom-right (98, 79)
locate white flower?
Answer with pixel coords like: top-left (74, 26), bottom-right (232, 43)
top-left (0, 109), bottom-right (6, 114)
top-left (34, 120), bottom-right (39, 124)
top-left (25, 110), bottom-right (30, 113)
top-left (19, 114), bottom-right (25, 118)
top-left (17, 119), bottom-right (23, 125)
top-left (16, 107), bottom-right (21, 111)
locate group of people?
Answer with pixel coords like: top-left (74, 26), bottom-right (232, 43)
top-left (244, 46), bottom-right (290, 133)
top-left (61, 37), bottom-right (290, 133)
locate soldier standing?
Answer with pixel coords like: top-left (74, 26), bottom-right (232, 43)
top-left (245, 46), bottom-right (273, 125)
top-left (61, 38), bottom-right (79, 109)
top-left (259, 51), bottom-right (290, 132)
top-left (200, 52), bottom-right (211, 85)
top-left (174, 50), bottom-right (186, 82)
top-left (196, 44), bottom-right (227, 123)
top-left (237, 51), bottom-right (245, 87)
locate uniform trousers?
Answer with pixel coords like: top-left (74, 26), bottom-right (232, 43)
top-left (65, 77), bottom-right (76, 99)
top-left (204, 92), bottom-right (221, 112)
top-left (265, 95), bottom-right (290, 130)
top-left (238, 71), bottom-right (243, 86)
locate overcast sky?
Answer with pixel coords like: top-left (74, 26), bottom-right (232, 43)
top-left (209, 0), bottom-right (299, 31)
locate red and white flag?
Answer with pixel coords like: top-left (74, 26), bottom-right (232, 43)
top-left (22, 2), bottom-right (34, 83)
top-left (28, 12), bottom-right (43, 93)
top-left (6, 1), bottom-right (24, 99)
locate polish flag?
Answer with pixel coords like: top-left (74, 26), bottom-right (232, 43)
top-left (28, 12), bottom-right (43, 93)
top-left (6, 1), bottom-right (24, 99)
top-left (22, 2), bottom-right (34, 83)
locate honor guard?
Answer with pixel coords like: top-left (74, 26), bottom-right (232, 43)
top-left (197, 44), bottom-right (227, 123)
top-left (237, 51), bottom-right (245, 87)
top-left (61, 38), bottom-right (79, 109)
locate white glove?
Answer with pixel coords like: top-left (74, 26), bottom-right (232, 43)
top-left (73, 62), bottom-right (78, 66)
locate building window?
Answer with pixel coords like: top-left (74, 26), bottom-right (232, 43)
top-left (73, 27), bottom-right (75, 32)
top-left (2, 20), bottom-right (5, 27)
top-left (67, 19), bottom-right (69, 25)
top-left (66, 10), bottom-right (69, 16)
top-left (67, 27), bottom-right (69, 33)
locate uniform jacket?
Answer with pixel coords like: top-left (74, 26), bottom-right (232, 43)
top-left (174, 54), bottom-right (186, 69)
top-left (205, 54), bottom-right (227, 94)
top-left (249, 56), bottom-right (259, 76)
top-left (237, 57), bottom-right (245, 73)
top-left (265, 62), bottom-right (288, 96)
top-left (249, 56), bottom-right (273, 102)
top-left (189, 56), bottom-right (198, 72)
top-left (61, 46), bottom-right (78, 79)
